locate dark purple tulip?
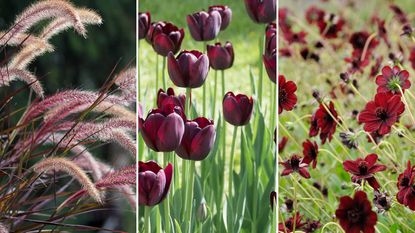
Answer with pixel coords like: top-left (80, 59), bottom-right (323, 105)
top-left (167, 50), bottom-right (209, 88)
top-left (265, 23), bottom-right (276, 56)
top-left (244, 0), bottom-right (276, 24)
top-left (157, 88), bottom-right (186, 112)
top-left (223, 92), bottom-right (254, 126)
top-left (263, 49), bottom-right (276, 83)
top-left (208, 5), bottom-right (232, 31)
top-left (186, 10), bottom-right (221, 41)
top-left (139, 12), bottom-right (151, 40)
top-left (146, 21), bottom-right (185, 56)
top-left (176, 117), bottom-right (216, 161)
top-left (207, 41), bottom-right (234, 70)
top-left (139, 161), bottom-right (173, 206)
top-left (139, 105), bottom-right (184, 152)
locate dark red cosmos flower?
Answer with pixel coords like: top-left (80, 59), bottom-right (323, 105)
top-left (376, 66), bottom-right (410, 94)
top-left (207, 41), bottom-right (234, 70)
top-left (335, 191), bottom-right (377, 233)
top-left (278, 8), bottom-right (291, 34)
top-left (303, 220), bottom-right (321, 233)
top-left (358, 92), bottom-right (405, 135)
top-left (302, 140), bottom-right (319, 169)
top-left (243, 0), bottom-right (276, 24)
top-left (300, 47), bottom-right (320, 63)
top-left (283, 30), bottom-right (307, 45)
top-left (222, 92), bottom-right (254, 126)
top-left (264, 50), bottom-right (276, 83)
top-left (278, 212), bottom-right (306, 232)
top-left (175, 117), bottom-right (216, 161)
top-left (344, 50), bottom-right (370, 74)
top-left (279, 48), bottom-right (292, 57)
top-left (208, 5), bottom-right (232, 31)
top-left (349, 31), bottom-right (379, 54)
top-left (305, 6), bottom-right (325, 25)
top-left (317, 13), bottom-right (345, 39)
top-left (390, 4), bottom-right (409, 25)
top-left (157, 88), bottom-right (186, 112)
top-left (146, 21), bottom-right (185, 56)
top-left (343, 153), bottom-right (386, 190)
top-left (139, 105), bottom-right (184, 152)
top-left (265, 23), bottom-right (276, 56)
top-left (278, 136), bottom-right (288, 153)
top-left (396, 160), bottom-right (415, 210)
top-left (280, 154), bottom-right (310, 179)
top-left (187, 10), bottom-right (221, 41)
top-left (278, 75), bottom-right (297, 114)
top-left (409, 47), bottom-right (415, 70)
top-left (138, 12), bottom-right (151, 40)
top-left (310, 102), bottom-right (338, 144)
top-left (139, 161), bottom-right (173, 206)
top-left (167, 50), bottom-right (209, 88)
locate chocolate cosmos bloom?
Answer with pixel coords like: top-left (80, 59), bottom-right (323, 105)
top-left (146, 21), bottom-right (185, 56)
top-left (280, 154), bottom-right (310, 179)
top-left (139, 105), bottom-right (184, 152)
top-left (139, 161), bottom-right (173, 206)
top-left (310, 102), bottom-right (338, 144)
top-left (335, 191), bottom-right (377, 233)
top-left (264, 50), bottom-right (276, 83)
top-left (167, 50), bottom-right (209, 88)
top-left (207, 41), bottom-right (234, 70)
top-left (139, 12), bottom-right (151, 40)
top-left (222, 92), bottom-right (254, 126)
top-left (279, 75), bottom-right (297, 113)
top-left (157, 88), bottom-right (186, 112)
top-left (208, 5), bottom-right (232, 31)
top-left (302, 140), bottom-right (319, 169)
top-left (376, 65), bottom-right (410, 94)
top-left (278, 212), bottom-right (306, 232)
top-left (187, 10), bottom-right (221, 41)
top-left (343, 153), bottom-right (386, 190)
top-left (176, 117), bottom-right (216, 161)
top-left (244, 0), bottom-right (276, 24)
top-left (396, 160), bottom-right (415, 210)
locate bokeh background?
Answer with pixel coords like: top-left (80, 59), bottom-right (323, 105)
top-left (0, 1), bottom-right (136, 232)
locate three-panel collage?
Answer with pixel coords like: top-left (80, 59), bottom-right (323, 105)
top-left (3, 0), bottom-right (415, 232)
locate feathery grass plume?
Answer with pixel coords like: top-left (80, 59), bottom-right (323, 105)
top-left (0, 223), bottom-right (8, 233)
top-left (8, 41), bottom-right (54, 70)
top-left (114, 67), bottom-right (136, 102)
top-left (0, 68), bottom-right (44, 97)
top-left (41, 8), bottom-right (102, 40)
top-left (32, 157), bottom-right (102, 204)
top-left (0, 31), bottom-right (50, 47)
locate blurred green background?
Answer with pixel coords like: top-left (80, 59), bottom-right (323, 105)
top-left (0, 1), bottom-right (136, 232)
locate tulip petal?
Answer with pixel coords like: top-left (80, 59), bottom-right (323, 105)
top-left (168, 52), bottom-right (186, 87)
top-left (189, 54), bottom-right (209, 88)
top-left (189, 125), bottom-right (216, 160)
top-left (156, 113), bottom-right (184, 152)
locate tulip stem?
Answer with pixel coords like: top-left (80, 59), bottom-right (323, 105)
top-left (258, 31), bottom-right (264, 106)
top-left (155, 54), bottom-right (159, 105)
top-left (138, 40), bottom-right (141, 102)
top-left (162, 56), bottom-right (167, 90)
top-left (163, 152), bottom-right (171, 233)
top-left (228, 126), bottom-right (238, 195)
top-left (185, 161), bottom-right (196, 233)
top-left (212, 70), bottom-right (218, 120)
top-left (144, 207), bottom-right (151, 233)
top-left (202, 42), bottom-right (207, 117)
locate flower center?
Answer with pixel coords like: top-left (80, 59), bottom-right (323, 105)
top-left (346, 208), bottom-right (362, 223)
top-left (358, 161), bottom-right (368, 174)
top-left (279, 89), bottom-right (287, 103)
top-left (387, 75), bottom-right (402, 92)
top-left (290, 157), bottom-right (300, 169)
top-left (375, 108), bottom-right (388, 121)
top-left (401, 177), bottom-right (410, 187)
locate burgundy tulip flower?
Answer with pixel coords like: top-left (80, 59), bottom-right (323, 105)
top-left (139, 105), bottom-right (184, 152)
top-left (244, 0), bottom-right (276, 24)
top-left (265, 23), bottom-right (276, 56)
top-left (187, 10), bottom-right (221, 41)
top-left (167, 50), bottom-right (209, 88)
top-left (208, 5), bottom-right (232, 31)
top-left (343, 153), bottom-right (386, 190)
top-left (139, 12), bottom-right (151, 40)
top-left (335, 191), bottom-right (377, 233)
top-left (358, 92), bottom-right (405, 135)
top-left (376, 65), bottom-right (410, 94)
top-left (139, 161), bottom-right (173, 206)
top-left (222, 91), bottom-right (254, 126)
top-left (175, 117), bottom-right (216, 161)
top-left (302, 140), bottom-right (319, 169)
top-left (157, 88), bottom-right (186, 112)
top-left (278, 75), bottom-right (297, 113)
top-left (280, 154), bottom-right (310, 179)
top-left (146, 21), bottom-right (185, 56)
top-left (264, 50), bottom-right (276, 83)
top-left (207, 41), bottom-right (234, 70)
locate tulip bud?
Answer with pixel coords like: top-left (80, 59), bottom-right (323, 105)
top-left (146, 21), bottom-right (185, 57)
top-left (139, 105), bottom-right (185, 152)
top-left (244, 0), bottom-right (276, 24)
top-left (263, 49), bottom-right (276, 83)
top-left (139, 161), bottom-right (173, 206)
top-left (157, 88), bottom-right (186, 112)
top-left (197, 200), bottom-right (208, 222)
top-left (167, 50), bottom-right (209, 88)
top-left (139, 12), bottom-right (151, 40)
top-left (223, 92), bottom-right (254, 126)
top-left (207, 41), bottom-right (234, 70)
top-left (265, 23), bottom-right (276, 56)
top-left (208, 5), bottom-right (232, 31)
top-left (187, 10), bottom-right (221, 41)
top-left (176, 117), bottom-right (216, 161)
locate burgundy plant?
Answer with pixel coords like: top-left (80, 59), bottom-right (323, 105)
top-left (146, 21), bottom-right (185, 56)
top-left (349, 31), bottom-right (379, 54)
top-left (138, 12), bottom-right (151, 40)
top-left (278, 136), bottom-right (288, 153)
top-left (139, 161), bottom-right (173, 206)
top-left (375, 65), bottom-right (410, 94)
top-left (343, 153), bottom-right (386, 190)
top-left (175, 117), bottom-right (216, 161)
top-left (280, 154), bottom-right (310, 179)
top-left (265, 22), bottom-right (276, 56)
top-left (278, 75), bottom-right (297, 113)
top-left (157, 87), bottom-right (186, 112)
top-left (305, 6), bottom-right (325, 25)
top-left (278, 212), bottom-right (306, 232)
top-left (264, 49), bottom-right (276, 83)
top-left (222, 91), bottom-right (254, 126)
top-left (208, 5), bottom-right (232, 31)
top-left (302, 140), bottom-right (319, 169)
top-left (207, 41), bottom-right (234, 70)
top-left (309, 102), bottom-right (338, 144)
top-left (335, 191), bottom-right (377, 233)
top-left (269, 191), bottom-right (276, 210)
top-left (396, 160), bottom-right (415, 210)
top-left (186, 10), bottom-right (221, 41)
top-left (282, 30), bottom-right (307, 45)
top-left (167, 50), bottom-right (209, 88)
top-left (243, 0), bottom-right (276, 24)
top-left (316, 13), bottom-right (345, 39)
top-left (139, 105), bottom-right (185, 152)
top-left (358, 92), bottom-right (405, 135)
top-left (409, 47), bottom-right (415, 70)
